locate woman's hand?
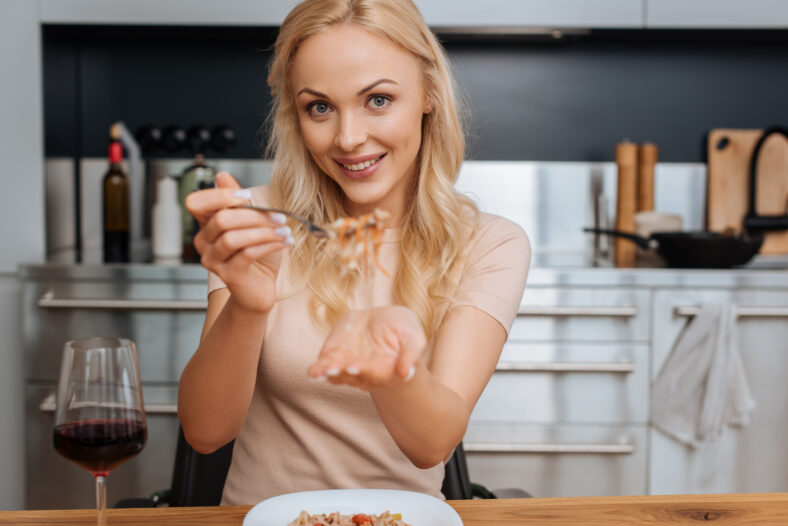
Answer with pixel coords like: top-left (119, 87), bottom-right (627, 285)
top-left (307, 306), bottom-right (427, 390)
top-left (185, 172), bottom-right (293, 313)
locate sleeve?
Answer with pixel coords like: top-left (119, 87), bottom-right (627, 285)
top-left (451, 215), bottom-right (531, 335)
top-left (205, 184), bottom-right (273, 295)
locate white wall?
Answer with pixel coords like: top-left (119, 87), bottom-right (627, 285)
top-left (0, 0), bottom-right (45, 511)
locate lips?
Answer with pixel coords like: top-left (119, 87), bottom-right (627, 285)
top-left (335, 153), bottom-right (386, 180)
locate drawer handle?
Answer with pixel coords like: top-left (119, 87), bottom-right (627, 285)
top-left (674, 306), bottom-right (788, 318)
top-left (37, 290), bottom-right (208, 311)
top-left (464, 442), bottom-right (635, 454)
top-left (496, 361), bottom-right (634, 373)
top-left (517, 306), bottom-right (637, 317)
top-left (39, 393), bottom-right (178, 415)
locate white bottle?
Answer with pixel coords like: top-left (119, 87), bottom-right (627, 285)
top-left (152, 175), bottom-right (183, 263)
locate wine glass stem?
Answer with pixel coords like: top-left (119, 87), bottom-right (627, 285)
top-left (95, 475), bottom-right (107, 526)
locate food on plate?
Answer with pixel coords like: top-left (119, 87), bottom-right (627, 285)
top-left (326, 208), bottom-right (390, 277)
top-left (287, 510), bottom-right (411, 525)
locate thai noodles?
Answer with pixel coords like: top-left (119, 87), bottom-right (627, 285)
top-left (287, 510), bottom-right (410, 525)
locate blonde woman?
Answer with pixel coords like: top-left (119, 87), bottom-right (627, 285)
top-left (178, 0), bottom-right (530, 504)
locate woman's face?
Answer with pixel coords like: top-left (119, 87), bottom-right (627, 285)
top-left (290, 23), bottom-right (431, 224)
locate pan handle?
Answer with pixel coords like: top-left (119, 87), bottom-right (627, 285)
top-left (582, 228), bottom-right (655, 250)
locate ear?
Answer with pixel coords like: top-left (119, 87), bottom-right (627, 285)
top-left (423, 94), bottom-right (433, 114)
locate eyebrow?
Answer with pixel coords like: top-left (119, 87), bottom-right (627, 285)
top-left (296, 78), bottom-right (399, 99)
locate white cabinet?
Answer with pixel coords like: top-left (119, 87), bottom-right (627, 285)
top-left (38, 0), bottom-right (644, 28)
top-left (646, 0), bottom-right (788, 29)
top-left (649, 288), bottom-right (788, 494)
top-left (465, 286), bottom-right (651, 497)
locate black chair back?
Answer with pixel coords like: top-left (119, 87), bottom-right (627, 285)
top-left (441, 442), bottom-right (473, 500)
top-left (169, 427), bottom-right (235, 506)
top-left (167, 428), bottom-right (472, 504)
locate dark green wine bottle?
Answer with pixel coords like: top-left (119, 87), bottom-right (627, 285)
top-left (103, 141), bottom-right (130, 263)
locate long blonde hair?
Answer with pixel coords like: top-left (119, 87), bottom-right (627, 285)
top-left (267, 0), bottom-right (478, 335)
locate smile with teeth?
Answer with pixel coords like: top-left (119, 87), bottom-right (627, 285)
top-left (340, 155), bottom-right (384, 171)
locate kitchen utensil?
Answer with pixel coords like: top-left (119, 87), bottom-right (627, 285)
top-left (583, 228), bottom-right (763, 268)
top-left (707, 128), bottom-right (788, 254)
top-left (615, 141), bottom-right (638, 267)
top-left (744, 126), bottom-right (788, 232)
top-left (634, 211), bottom-right (682, 266)
top-left (637, 142), bottom-right (657, 212)
top-left (231, 205), bottom-right (331, 238)
top-left (53, 337), bottom-right (147, 526)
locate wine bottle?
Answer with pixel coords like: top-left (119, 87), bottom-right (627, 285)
top-left (103, 141), bottom-right (130, 263)
top-left (178, 154), bottom-right (216, 263)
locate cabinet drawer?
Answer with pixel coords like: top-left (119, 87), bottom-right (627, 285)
top-left (463, 423), bottom-right (647, 498)
top-left (471, 343), bottom-right (649, 424)
top-left (512, 288), bottom-right (649, 342)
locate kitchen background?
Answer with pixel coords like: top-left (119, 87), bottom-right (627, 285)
top-left (2, 0), bottom-right (788, 512)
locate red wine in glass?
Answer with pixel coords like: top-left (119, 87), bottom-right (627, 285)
top-left (53, 337), bottom-right (147, 526)
top-left (53, 418), bottom-right (147, 476)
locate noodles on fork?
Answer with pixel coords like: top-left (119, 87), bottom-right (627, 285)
top-left (325, 209), bottom-right (390, 278)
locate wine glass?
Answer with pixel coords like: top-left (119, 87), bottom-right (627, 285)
top-left (53, 337), bottom-right (147, 525)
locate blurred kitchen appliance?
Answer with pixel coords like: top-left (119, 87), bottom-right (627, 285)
top-left (707, 128), bottom-right (788, 254)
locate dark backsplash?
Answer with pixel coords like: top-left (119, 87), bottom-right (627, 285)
top-left (44, 26), bottom-right (788, 162)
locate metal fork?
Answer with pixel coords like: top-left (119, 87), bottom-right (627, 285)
top-left (232, 204), bottom-right (331, 238)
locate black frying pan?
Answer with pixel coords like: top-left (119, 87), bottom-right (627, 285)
top-left (584, 228), bottom-right (764, 268)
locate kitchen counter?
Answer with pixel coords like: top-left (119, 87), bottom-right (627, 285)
top-left (2, 493), bottom-right (788, 525)
top-left (18, 256), bottom-right (788, 290)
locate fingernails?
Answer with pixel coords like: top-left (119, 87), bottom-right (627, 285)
top-left (314, 375), bottom-right (327, 382)
top-left (326, 368), bottom-right (340, 376)
top-left (404, 365), bottom-right (416, 381)
top-left (268, 212), bottom-right (287, 224)
top-left (233, 189), bottom-right (252, 200)
top-left (284, 235), bottom-right (295, 245)
top-left (275, 226), bottom-right (292, 237)
top-left (346, 366), bottom-right (360, 375)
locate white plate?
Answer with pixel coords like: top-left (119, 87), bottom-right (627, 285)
top-left (243, 488), bottom-right (463, 525)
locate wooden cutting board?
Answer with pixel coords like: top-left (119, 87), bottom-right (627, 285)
top-left (707, 128), bottom-right (788, 254)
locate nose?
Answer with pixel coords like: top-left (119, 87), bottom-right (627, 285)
top-left (334, 111), bottom-right (367, 152)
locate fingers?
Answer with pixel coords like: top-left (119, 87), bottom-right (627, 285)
top-left (393, 323), bottom-right (426, 379)
top-left (195, 208), bottom-right (290, 258)
top-left (215, 171), bottom-right (241, 190)
top-left (184, 171), bottom-right (248, 226)
top-left (198, 226), bottom-right (292, 277)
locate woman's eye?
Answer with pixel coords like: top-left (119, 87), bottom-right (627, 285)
top-left (369, 95), bottom-right (391, 109)
top-left (308, 102), bottom-right (330, 115)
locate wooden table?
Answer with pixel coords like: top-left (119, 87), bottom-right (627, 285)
top-left (2, 493), bottom-right (787, 525)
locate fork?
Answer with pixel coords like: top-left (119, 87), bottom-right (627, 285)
top-left (231, 204), bottom-right (331, 238)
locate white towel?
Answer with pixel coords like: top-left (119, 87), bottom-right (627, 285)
top-left (651, 303), bottom-right (756, 448)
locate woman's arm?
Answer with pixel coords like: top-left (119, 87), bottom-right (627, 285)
top-left (308, 218), bottom-right (530, 468)
top-left (177, 174), bottom-right (292, 454)
top-left (177, 290), bottom-right (268, 454)
top-left (369, 305), bottom-right (507, 468)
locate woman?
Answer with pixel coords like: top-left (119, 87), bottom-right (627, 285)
top-left (178, 0), bottom-right (530, 505)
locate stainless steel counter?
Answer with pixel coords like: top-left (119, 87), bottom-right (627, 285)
top-left (19, 257), bottom-right (788, 291)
